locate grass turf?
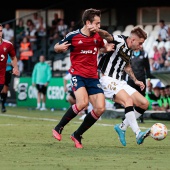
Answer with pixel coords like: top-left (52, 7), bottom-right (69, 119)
top-left (0, 107), bottom-right (169, 170)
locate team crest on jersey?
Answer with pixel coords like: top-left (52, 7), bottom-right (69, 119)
top-left (94, 39), bottom-right (97, 44)
top-left (3, 47), bottom-right (7, 52)
top-left (71, 68), bottom-right (74, 73)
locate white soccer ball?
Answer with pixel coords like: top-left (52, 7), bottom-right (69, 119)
top-left (150, 123), bottom-right (168, 141)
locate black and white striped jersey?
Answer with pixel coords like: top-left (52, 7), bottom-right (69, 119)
top-left (98, 35), bottom-right (132, 81)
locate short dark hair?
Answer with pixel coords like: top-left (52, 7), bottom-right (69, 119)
top-left (131, 26), bottom-right (147, 40)
top-left (165, 85), bottom-right (170, 89)
top-left (159, 19), bottom-right (165, 24)
top-left (82, 8), bottom-right (101, 25)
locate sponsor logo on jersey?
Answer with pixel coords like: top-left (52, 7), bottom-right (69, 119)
top-left (80, 50), bottom-right (93, 54)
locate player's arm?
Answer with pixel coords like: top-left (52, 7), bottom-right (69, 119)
top-left (63, 78), bottom-right (68, 92)
top-left (124, 63), bottom-right (145, 90)
top-left (124, 64), bottom-right (137, 82)
top-left (98, 29), bottom-right (114, 42)
top-left (11, 56), bottom-right (20, 76)
top-left (100, 42), bottom-right (115, 53)
top-left (144, 52), bottom-right (151, 79)
top-left (54, 41), bottom-right (71, 53)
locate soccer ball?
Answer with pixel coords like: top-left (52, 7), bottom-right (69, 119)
top-left (150, 123), bottom-right (168, 141)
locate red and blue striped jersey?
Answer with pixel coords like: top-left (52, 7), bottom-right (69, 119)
top-left (59, 29), bottom-right (104, 78)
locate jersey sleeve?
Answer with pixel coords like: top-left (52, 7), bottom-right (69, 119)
top-left (32, 64), bottom-right (37, 84)
top-left (8, 44), bottom-right (16, 59)
top-left (58, 32), bottom-right (72, 45)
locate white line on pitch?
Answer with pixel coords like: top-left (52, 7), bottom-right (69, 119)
top-left (0, 114), bottom-right (169, 131)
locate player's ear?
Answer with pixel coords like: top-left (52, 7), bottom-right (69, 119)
top-left (86, 20), bottom-right (91, 25)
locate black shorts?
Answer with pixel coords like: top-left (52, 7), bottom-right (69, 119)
top-left (0, 84), bottom-right (4, 92)
top-left (5, 70), bottom-right (12, 86)
top-left (127, 79), bottom-right (146, 96)
top-left (36, 84), bottom-right (47, 95)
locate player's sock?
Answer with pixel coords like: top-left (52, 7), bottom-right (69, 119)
top-left (75, 110), bottom-right (100, 136)
top-left (37, 103), bottom-right (41, 108)
top-left (42, 102), bottom-right (45, 108)
top-left (120, 106), bottom-right (145, 130)
top-left (1, 93), bottom-right (7, 109)
top-left (84, 109), bottom-right (88, 115)
top-left (134, 106), bottom-right (145, 123)
top-left (55, 104), bottom-right (80, 129)
top-left (124, 106), bottom-right (140, 136)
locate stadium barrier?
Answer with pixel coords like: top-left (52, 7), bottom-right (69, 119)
top-left (17, 77), bottom-right (70, 109)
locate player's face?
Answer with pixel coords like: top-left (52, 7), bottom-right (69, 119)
top-left (131, 36), bottom-right (145, 51)
top-left (39, 56), bottom-right (45, 62)
top-left (88, 16), bottom-right (101, 34)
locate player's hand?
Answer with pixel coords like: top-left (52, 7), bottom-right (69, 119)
top-left (54, 42), bottom-right (71, 53)
top-left (44, 83), bottom-right (48, 87)
top-left (105, 43), bottom-right (115, 52)
top-left (12, 67), bottom-right (20, 76)
top-left (135, 80), bottom-right (145, 91)
top-left (87, 24), bottom-right (99, 33)
top-left (60, 41), bottom-right (71, 52)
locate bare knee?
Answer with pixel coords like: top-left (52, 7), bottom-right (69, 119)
top-left (93, 107), bottom-right (105, 117)
top-left (137, 98), bottom-right (149, 110)
top-left (76, 101), bottom-right (89, 111)
top-left (124, 97), bottom-right (133, 107)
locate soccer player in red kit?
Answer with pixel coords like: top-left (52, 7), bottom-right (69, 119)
top-left (0, 23), bottom-right (20, 107)
top-left (52, 8), bottom-right (114, 148)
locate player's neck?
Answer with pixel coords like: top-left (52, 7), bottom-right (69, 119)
top-left (81, 26), bottom-right (90, 36)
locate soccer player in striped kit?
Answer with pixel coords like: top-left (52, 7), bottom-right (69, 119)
top-left (98, 26), bottom-right (151, 146)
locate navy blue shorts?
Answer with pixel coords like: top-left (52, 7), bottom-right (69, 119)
top-left (70, 75), bottom-right (103, 95)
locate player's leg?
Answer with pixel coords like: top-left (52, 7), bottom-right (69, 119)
top-left (1, 85), bottom-right (8, 112)
top-left (114, 90), bottom-right (141, 133)
top-left (0, 85), bottom-right (4, 110)
top-left (52, 75), bottom-right (88, 141)
top-left (117, 86), bottom-right (150, 145)
top-left (1, 71), bottom-right (11, 113)
top-left (70, 78), bottom-right (105, 148)
top-left (40, 85), bottom-right (47, 110)
top-left (71, 92), bottom-right (105, 148)
top-left (36, 84), bottom-right (41, 109)
top-left (131, 90), bottom-right (149, 123)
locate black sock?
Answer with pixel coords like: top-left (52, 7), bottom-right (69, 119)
top-left (84, 109), bottom-right (88, 115)
top-left (134, 106), bottom-right (145, 122)
top-left (55, 106), bottom-right (78, 130)
top-left (1, 93), bottom-right (7, 109)
top-left (75, 111), bottom-right (98, 136)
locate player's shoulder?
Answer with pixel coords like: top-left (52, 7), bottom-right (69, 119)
top-left (113, 34), bottom-right (125, 43)
top-left (66, 29), bottom-right (80, 38)
top-left (2, 39), bottom-right (13, 45)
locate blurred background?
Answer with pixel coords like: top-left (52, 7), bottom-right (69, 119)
top-left (1, 0), bottom-right (170, 110)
